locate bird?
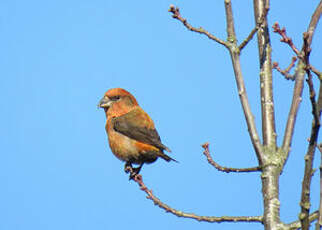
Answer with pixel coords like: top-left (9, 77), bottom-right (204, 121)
top-left (98, 88), bottom-right (177, 179)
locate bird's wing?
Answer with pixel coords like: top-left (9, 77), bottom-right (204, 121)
top-left (112, 107), bottom-right (171, 152)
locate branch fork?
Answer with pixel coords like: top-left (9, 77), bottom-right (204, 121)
top-left (273, 57), bottom-right (297, 80)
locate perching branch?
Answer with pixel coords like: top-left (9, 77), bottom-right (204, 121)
top-left (201, 143), bottom-right (261, 173)
top-left (132, 174), bottom-right (263, 224)
top-left (168, 5), bottom-right (229, 48)
top-left (272, 57), bottom-right (297, 81)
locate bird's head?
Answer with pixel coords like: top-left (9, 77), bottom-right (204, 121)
top-left (98, 88), bottom-right (138, 117)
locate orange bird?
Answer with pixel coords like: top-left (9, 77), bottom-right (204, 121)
top-left (98, 88), bottom-right (177, 178)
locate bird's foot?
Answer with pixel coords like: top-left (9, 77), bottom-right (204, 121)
top-left (128, 166), bottom-right (142, 180)
top-left (124, 162), bottom-right (133, 174)
top-left (124, 166), bottom-right (132, 174)
top-left (124, 163), bottom-right (142, 180)
top-left (128, 172), bottom-right (137, 180)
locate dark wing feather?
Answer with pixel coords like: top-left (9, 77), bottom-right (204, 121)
top-left (112, 109), bottom-right (171, 152)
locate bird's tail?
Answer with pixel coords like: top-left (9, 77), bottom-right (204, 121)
top-left (157, 152), bottom-right (178, 163)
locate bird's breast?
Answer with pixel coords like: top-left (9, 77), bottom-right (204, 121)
top-left (106, 125), bottom-right (139, 162)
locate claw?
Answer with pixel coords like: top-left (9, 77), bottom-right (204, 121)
top-left (124, 163), bottom-right (143, 180)
top-left (124, 166), bottom-right (132, 174)
top-left (124, 162), bottom-right (133, 173)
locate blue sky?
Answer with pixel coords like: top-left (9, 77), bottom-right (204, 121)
top-left (1, 1), bottom-right (321, 230)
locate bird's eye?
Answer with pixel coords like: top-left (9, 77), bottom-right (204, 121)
top-left (110, 96), bottom-right (121, 101)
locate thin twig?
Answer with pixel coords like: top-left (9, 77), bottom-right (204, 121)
top-left (310, 65), bottom-right (322, 81)
top-left (132, 174), bottom-right (263, 223)
top-left (272, 57), bottom-right (297, 80)
top-left (272, 22), bottom-right (301, 56)
top-left (317, 143), bottom-right (322, 154)
top-left (238, 4), bottom-right (269, 51)
top-left (201, 143), bottom-right (261, 173)
top-left (284, 57), bottom-right (298, 73)
top-left (168, 5), bottom-right (228, 48)
top-left (306, 69), bottom-right (319, 125)
top-left (238, 25), bottom-right (258, 51)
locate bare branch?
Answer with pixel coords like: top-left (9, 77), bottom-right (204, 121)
top-left (253, 0), bottom-right (277, 148)
top-left (314, 81), bottom-right (322, 230)
top-left (306, 1), bottom-right (322, 46)
top-left (253, 1), bottom-right (281, 229)
top-left (201, 143), bottom-right (261, 173)
top-left (224, 0), bottom-right (236, 42)
top-left (284, 57), bottom-right (298, 73)
top-left (132, 174), bottom-right (263, 223)
top-left (168, 5), bottom-right (228, 48)
top-left (300, 15), bottom-right (322, 228)
top-left (224, 0), bottom-right (263, 164)
top-left (239, 3), bottom-right (269, 51)
top-left (272, 57), bottom-right (297, 80)
top-left (317, 143), bottom-right (322, 154)
top-left (310, 65), bottom-right (322, 81)
top-left (316, 143), bottom-right (322, 229)
top-left (287, 210), bottom-right (319, 229)
top-left (282, 0), bottom-right (322, 158)
top-left (300, 77), bottom-right (320, 230)
top-left (282, 70), bottom-right (305, 156)
top-left (167, 2), bottom-right (263, 163)
top-left (300, 84), bottom-right (321, 228)
top-left (318, 164), bottom-right (322, 230)
top-left (272, 22), bottom-right (301, 56)
top-left (306, 70), bottom-right (319, 125)
top-left (238, 26), bottom-right (258, 51)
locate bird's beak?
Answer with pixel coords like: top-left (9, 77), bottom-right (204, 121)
top-left (98, 97), bottom-right (112, 110)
